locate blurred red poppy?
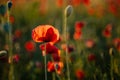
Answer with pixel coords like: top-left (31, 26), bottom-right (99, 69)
top-left (73, 31), bottom-right (82, 40)
top-left (25, 41), bottom-right (35, 52)
top-left (85, 39), bottom-right (95, 48)
top-left (56, 0), bottom-right (63, 7)
top-left (87, 7), bottom-right (95, 15)
top-left (108, 3), bottom-right (117, 16)
top-left (14, 29), bottom-right (22, 39)
top-left (61, 43), bottom-right (74, 53)
top-left (13, 54), bottom-right (20, 63)
top-left (75, 69), bottom-right (85, 80)
top-left (102, 24), bottom-right (112, 38)
top-left (10, 15), bottom-right (15, 24)
top-left (47, 61), bottom-right (63, 74)
top-left (39, 0), bottom-right (48, 14)
top-left (75, 21), bottom-right (85, 32)
top-left (32, 25), bottom-right (59, 44)
top-left (82, 0), bottom-right (90, 6)
top-left (88, 53), bottom-right (96, 62)
top-left (71, 0), bottom-right (81, 7)
top-left (113, 38), bottom-right (120, 51)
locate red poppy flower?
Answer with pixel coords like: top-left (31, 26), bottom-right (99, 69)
top-left (56, 0), bottom-right (63, 7)
top-left (52, 52), bottom-right (61, 62)
top-left (13, 54), bottom-right (20, 63)
top-left (87, 7), bottom-right (95, 15)
top-left (61, 44), bottom-right (74, 53)
top-left (82, 0), bottom-right (90, 6)
top-left (40, 43), bottom-right (60, 55)
top-left (71, 0), bottom-right (81, 7)
top-left (73, 31), bottom-right (82, 40)
top-left (25, 41), bottom-right (35, 52)
top-left (14, 29), bottom-right (22, 39)
top-left (108, 3), bottom-right (117, 16)
top-left (75, 69), bottom-right (85, 80)
top-left (32, 25), bottom-right (59, 44)
top-left (102, 24), bottom-right (112, 38)
top-left (10, 15), bottom-right (15, 24)
top-left (113, 38), bottom-right (120, 51)
top-left (75, 21), bottom-right (85, 32)
top-left (85, 39), bottom-right (95, 48)
top-left (40, 43), bottom-right (61, 61)
top-left (39, 0), bottom-right (48, 14)
top-left (47, 61), bottom-right (64, 74)
top-left (88, 53), bottom-right (96, 62)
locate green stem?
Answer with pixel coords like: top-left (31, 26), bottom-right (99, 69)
top-left (1, 16), bottom-right (4, 31)
top-left (64, 8), bottom-right (70, 80)
top-left (7, 4), bottom-right (14, 80)
top-left (109, 48), bottom-right (114, 80)
top-left (44, 43), bottom-right (47, 80)
top-left (52, 72), bottom-right (56, 80)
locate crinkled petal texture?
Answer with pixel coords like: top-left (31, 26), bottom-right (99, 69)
top-left (32, 25), bottom-right (59, 44)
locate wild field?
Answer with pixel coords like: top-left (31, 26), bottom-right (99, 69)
top-left (0, 0), bottom-right (120, 80)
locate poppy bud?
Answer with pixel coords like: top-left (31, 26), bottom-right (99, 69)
top-left (7, 0), bottom-right (12, 10)
top-left (0, 5), bottom-right (6, 16)
top-left (0, 50), bottom-right (7, 57)
top-left (65, 5), bottom-right (73, 17)
top-left (109, 48), bottom-right (113, 56)
top-left (0, 50), bottom-right (8, 63)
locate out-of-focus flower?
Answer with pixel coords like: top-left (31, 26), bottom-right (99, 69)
top-left (40, 43), bottom-right (59, 55)
top-left (32, 25), bottom-right (59, 44)
top-left (108, 3), bottom-right (117, 16)
top-left (71, 0), bottom-right (81, 7)
top-left (9, 15), bottom-right (15, 24)
top-left (47, 61), bottom-right (64, 74)
top-left (35, 61), bottom-right (43, 68)
top-left (113, 38), bottom-right (120, 51)
top-left (56, 0), bottom-right (63, 7)
top-left (75, 21), bottom-right (85, 32)
top-left (73, 31), bottom-right (82, 40)
top-left (61, 43), bottom-right (74, 53)
top-left (14, 29), bottom-right (22, 39)
top-left (75, 69), bottom-right (85, 80)
top-left (85, 39), bottom-right (95, 48)
top-left (102, 24), bottom-right (112, 38)
top-left (87, 7), bottom-right (95, 15)
top-left (39, 0), bottom-right (48, 14)
top-left (88, 53), bottom-right (96, 62)
top-left (71, 0), bottom-right (90, 7)
top-left (13, 54), bottom-right (20, 63)
top-left (82, 0), bottom-right (90, 6)
top-left (25, 41), bottom-right (35, 52)
top-left (5, 13), bottom-right (15, 24)
top-left (73, 21), bottom-right (84, 40)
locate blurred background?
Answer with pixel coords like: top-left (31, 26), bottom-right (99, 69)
top-left (0, 0), bottom-right (120, 80)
